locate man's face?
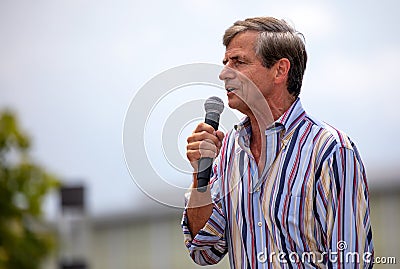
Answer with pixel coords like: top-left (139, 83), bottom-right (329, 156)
top-left (219, 31), bottom-right (274, 115)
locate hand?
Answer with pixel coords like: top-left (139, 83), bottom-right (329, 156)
top-left (186, 122), bottom-right (225, 172)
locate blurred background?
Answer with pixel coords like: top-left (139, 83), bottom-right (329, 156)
top-left (0, 0), bottom-right (399, 268)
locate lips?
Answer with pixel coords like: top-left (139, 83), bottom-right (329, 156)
top-left (226, 87), bottom-right (236, 93)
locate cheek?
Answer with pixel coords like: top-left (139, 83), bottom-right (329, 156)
top-left (245, 76), bottom-right (265, 94)
top-left (250, 65), bottom-right (274, 89)
top-left (253, 73), bottom-right (273, 94)
top-left (238, 71), bottom-right (257, 89)
top-left (243, 70), bottom-right (266, 90)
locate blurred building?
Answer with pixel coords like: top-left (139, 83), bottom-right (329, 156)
top-left (368, 179), bottom-right (400, 269)
top-left (44, 180), bottom-right (399, 269)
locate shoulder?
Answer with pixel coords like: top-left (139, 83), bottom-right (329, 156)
top-left (301, 115), bottom-right (368, 189)
top-left (281, 99), bottom-right (356, 152)
top-left (302, 113), bottom-right (366, 178)
top-left (304, 113), bottom-right (357, 152)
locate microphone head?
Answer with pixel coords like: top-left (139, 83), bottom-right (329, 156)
top-left (204, 96), bottom-right (224, 115)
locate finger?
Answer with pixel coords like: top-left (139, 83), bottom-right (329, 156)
top-left (215, 130), bottom-right (225, 141)
top-left (187, 141), bottom-right (218, 162)
top-left (214, 130), bottom-right (225, 147)
top-left (187, 141), bottom-right (218, 157)
top-left (193, 122), bottom-right (215, 134)
top-left (199, 148), bottom-right (218, 159)
top-left (199, 140), bottom-right (218, 154)
top-left (187, 138), bottom-right (217, 149)
top-left (186, 149), bottom-right (202, 163)
top-left (187, 131), bottom-right (220, 146)
top-left (187, 149), bottom-right (216, 164)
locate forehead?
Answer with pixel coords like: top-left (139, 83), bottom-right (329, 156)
top-left (224, 31), bottom-right (259, 59)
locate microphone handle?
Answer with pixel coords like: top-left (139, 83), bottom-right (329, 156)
top-left (197, 116), bottom-right (219, 192)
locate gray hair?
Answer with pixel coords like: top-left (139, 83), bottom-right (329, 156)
top-left (223, 17), bottom-right (307, 97)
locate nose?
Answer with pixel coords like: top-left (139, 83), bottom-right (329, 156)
top-left (219, 65), bottom-right (236, 81)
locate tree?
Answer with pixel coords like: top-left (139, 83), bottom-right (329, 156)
top-left (0, 111), bottom-right (60, 269)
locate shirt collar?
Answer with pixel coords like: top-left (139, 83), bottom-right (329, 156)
top-left (275, 98), bottom-right (305, 134)
top-left (234, 116), bottom-right (250, 133)
top-left (234, 98), bottom-right (305, 135)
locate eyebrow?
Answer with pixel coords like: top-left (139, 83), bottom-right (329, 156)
top-left (222, 55), bottom-right (243, 65)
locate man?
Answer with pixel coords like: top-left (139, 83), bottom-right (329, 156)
top-left (182, 17), bottom-right (374, 268)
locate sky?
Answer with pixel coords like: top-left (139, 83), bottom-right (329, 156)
top-left (1, 0), bottom-right (399, 217)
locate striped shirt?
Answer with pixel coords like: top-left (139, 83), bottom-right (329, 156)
top-left (182, 98), bottom-right (374, 268)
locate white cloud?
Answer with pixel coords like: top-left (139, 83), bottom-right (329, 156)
top-left (316, 46), bottom-right (400, 99)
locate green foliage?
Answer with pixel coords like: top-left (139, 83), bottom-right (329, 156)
top-left (0, 111), bottom-right (60, 269)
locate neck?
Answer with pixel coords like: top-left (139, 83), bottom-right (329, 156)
top-left (267, 91), bottom-right (296, 121)
top-left (248, 115), bottom-right (266, 174)
top-left (245, 92), bottom-right (296, 131)
top-left (246, 101), bottom-right (271, 174)
top-left (245, 92), bottom-right (296, 174)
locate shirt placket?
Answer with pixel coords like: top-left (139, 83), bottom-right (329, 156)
top-left (253, 125), bottom-right (284, 191)
top-left (248, 126), bottom-right (284, 268)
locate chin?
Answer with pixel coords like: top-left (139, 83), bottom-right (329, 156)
top-left (227, 97), bottom-right (238, 109)
top-left (227, 99), bottom-right (244, 113)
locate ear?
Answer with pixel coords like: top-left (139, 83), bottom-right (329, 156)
top-left (274, 58), bottom-right (290, 84)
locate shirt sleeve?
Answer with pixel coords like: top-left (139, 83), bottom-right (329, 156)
top-left (181, 200), bottom-right (228, 265)
top-left (181, 159), bottom-right (228, 265)
top-left (315, 144), bottom-right (374, 268)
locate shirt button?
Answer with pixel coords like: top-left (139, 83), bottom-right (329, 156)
top-left (258, 222), bottom-right (262, 227)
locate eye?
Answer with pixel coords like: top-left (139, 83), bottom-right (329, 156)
top-left (234, 60), bottom-right (245, 67)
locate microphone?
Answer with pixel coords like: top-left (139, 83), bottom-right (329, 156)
top-left (197, 96), bottom-right (224, 192)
